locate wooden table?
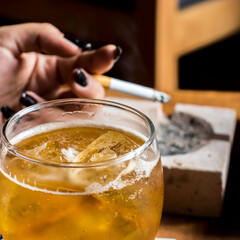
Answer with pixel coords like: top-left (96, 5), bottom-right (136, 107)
top-left (106, 89), bottom-right (240, 240)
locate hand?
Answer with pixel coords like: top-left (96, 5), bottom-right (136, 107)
top-left (0, 23), bottom-right (121, 116)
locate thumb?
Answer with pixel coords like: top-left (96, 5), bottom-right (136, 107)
top-left (68, 69), bottom-right (105, 99)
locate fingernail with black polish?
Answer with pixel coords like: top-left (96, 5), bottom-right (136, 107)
top-left (75, 69), bottom-right (88, 87)
top-left (20, 92), bottom-right (38, 107)
top-left (78, 41), bottom-right (93, 51)
top-left (114, 46), bottom-right (122, 63)
top-left (65, 36), bottom-right (93, 51)
top-left (1, 104), bottom-right (15, 119)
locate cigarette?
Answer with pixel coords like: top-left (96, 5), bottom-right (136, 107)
top-left (94, 75), bottom-right (171, 103)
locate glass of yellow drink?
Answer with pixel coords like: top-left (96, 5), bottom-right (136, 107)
top-left (0, 99), bottom-right (164, 240)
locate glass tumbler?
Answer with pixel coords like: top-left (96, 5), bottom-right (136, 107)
top-left (0, 99), bottom-right (164, 240)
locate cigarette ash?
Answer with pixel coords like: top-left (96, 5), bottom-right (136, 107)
top-left (157, 112), bottom-right (213, 156)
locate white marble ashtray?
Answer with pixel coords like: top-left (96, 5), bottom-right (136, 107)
top-left (162, 103), bottom-right (236, 217)
top-left (107, 98), bottom-right (236, 217)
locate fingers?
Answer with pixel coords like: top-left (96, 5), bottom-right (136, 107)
top-left (40, 67), bottom-right (105, 100)
top-left (20, 91), bottom-right (45, 105)
top-left (0, 104), bottom-right (15, 119)
top-left (0, 23), bottom-right (79, 57)
top-left (1, 70), bottom-right (104, 119)
top-left (0, 72), bottom-right (103, 126)
top-left (1, 69), bottom-right (104, 122)
top-left (1, 92), bottom-right (45, 119)
top-left (57, 44), bottom-right (122, 83)
top-left (75, 45), bottom-right (122, 74)
top-left (68, 69), bottom-right (105, 99)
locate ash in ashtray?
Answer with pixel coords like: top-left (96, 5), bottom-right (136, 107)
top-left (157, 112), bottom-right (212, 156)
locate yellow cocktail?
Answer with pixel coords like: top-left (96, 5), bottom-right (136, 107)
top-left (0, 99), bottom-right (163, 240)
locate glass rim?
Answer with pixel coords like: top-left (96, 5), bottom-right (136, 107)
top-left (1, 98), bottom-right (156, 168)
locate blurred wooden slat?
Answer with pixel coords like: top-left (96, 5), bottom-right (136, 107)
top-left (155, 0), bottom-right (240, 101)
top-left (163, 90), bottom-right (240, 119)
top-left (175, 0), bottom-right (240, 56)
top-left (155, 0), bottom-right (178, 92)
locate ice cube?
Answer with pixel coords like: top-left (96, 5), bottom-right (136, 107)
top-left (67, 131), bottom-right (140, 190)
top-left (61, 147), bottom-right (79, 162)
top-left (24, 140), bottom-right (72, 163)
top-left (39, 140), bottom-right (63, 160)
top-left (73, 131), bottom-right (135, 163)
